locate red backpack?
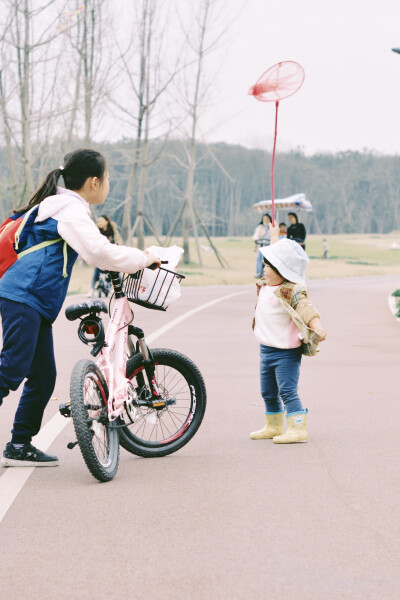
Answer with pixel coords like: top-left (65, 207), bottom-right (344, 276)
top-left (0, 205), bottom-right (62, 278)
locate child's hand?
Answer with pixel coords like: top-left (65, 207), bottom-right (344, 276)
top-left (314, 327), bottom-right (327, 341)
top-left (308, 317), bottom-right (327, 341)
top-left (144, 251), bottom-right (161, 270)
top-left (268, 222), bottom-right (280, 244)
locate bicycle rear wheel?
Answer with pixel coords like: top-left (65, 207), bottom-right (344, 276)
top-left (119, 348), bottom-right (206, 458)
top-left (70, 359), bottom-right (119, 482)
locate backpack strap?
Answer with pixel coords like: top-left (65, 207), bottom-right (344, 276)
top-left (0, 220), bottom-right (15, 240)
top-left (62, 240), bottom-right (68, 277)
top-left (17, 238), bottom-right (69, 278)
top-left (14, 206), bottom-right (38, 250)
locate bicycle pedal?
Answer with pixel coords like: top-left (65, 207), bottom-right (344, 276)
top-left (59, 402), bottom-right (71, 418)
top-left (152, 401), bottom-right (166, 408)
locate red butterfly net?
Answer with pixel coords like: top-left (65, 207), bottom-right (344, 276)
top-left (248, 61), bottom-right (305, 225)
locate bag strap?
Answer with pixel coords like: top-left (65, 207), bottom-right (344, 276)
top-left (17, 237), bottom-right (63, 260)
top-left (14, 206), bottom-right (38, 250)
top-left (17, 238), bottom-right (69, 278)
top-left (0, 220), bottom-right (14, 240)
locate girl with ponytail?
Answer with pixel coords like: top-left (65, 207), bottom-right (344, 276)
top-left (0, 148), bottom-right (160, 467)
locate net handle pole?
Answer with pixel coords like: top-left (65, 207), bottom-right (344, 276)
top-left (270, 100), bottom-right (279, 226)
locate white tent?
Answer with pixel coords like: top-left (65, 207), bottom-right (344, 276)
top-left (252, 193), bottom-right (312, 213)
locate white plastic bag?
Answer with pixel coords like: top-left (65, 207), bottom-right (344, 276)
top-left (137, 245), bottom-right (184, 307)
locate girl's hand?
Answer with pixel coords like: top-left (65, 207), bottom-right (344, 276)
top-left (313, 327), bottom-right (327, 341)
top-left (268, 222), bottom-right (280, 244)
top-left (144, 251), bottom-right (161, 270)
top-left (308, 317), bottom-right (327, 341)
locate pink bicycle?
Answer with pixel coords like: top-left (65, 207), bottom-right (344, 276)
top-left (60, 267), bottom-right (207, 482)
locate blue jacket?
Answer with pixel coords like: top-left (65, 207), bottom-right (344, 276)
top-left (0, 216), bottom-right (78, 323)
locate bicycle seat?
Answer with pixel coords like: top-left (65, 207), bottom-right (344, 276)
top-left (65, 300), bottom-right (108, 321)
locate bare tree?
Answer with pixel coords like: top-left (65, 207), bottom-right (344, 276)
top-left (113, 0), bottom-right (182, 248)
top-left (119, 0), bottom-right (155, 248)
top-left (0, 0), bottom-right (68, 208)
top-left (0, 13), bottom-right (19, 208)
top-left (165, 0), bottom-right (231, 266)
top-left (63, 0), bottom-right (112, 148)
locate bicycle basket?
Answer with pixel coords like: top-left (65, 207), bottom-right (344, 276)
top-left (124, 266), bottom-right (185, 311)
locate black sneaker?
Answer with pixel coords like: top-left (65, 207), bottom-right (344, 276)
top-left (1, 443), bottom-right (59, 467)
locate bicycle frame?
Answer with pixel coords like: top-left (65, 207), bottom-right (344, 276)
top-left (69, 267), bottom-right (182, 423)
top-left (96, 293), bottom-right (135, 421)
top-left (94, 270), bottom-right (159, 422)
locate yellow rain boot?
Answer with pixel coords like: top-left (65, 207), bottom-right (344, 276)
top-left (273, 411), bottom-right (308, 443)
top-left (250, 412), bottom-right (285, 440)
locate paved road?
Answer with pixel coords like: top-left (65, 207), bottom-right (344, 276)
top-left (0, 276), bottom-right (399, 600)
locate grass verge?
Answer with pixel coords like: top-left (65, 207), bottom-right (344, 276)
top-left (68, 233), bottom-right (400, 294)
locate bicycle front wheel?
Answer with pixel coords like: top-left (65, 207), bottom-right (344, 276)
top-left (119, 349), bottom-right (207, 458)
top-left (70, 359), bottom-right (119, 482)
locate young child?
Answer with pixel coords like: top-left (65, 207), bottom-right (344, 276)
top-left (0, 148), bottom-right (160, 467)
top-left (278, 222), bottom-right (287, 238)
top-left (251, 223), bottom-right (326, 443)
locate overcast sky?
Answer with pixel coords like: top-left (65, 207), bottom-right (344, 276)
top-left (199, 0), bottom-right (400, 155)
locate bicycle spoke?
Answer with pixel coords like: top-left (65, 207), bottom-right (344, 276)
top-left (84, 377), bottom-right (111, 466)
top-left (158, 414), bottom-right (173, 438)
top-left (120, 349), bottom-right (206, 456)
top-left (71, 359), bottom-right (119, 481)
top-left (166, 409), bottom-right (187, 420)
top-left (135, 415), bottom-right (148, 437)
top-left (148, 420), bottom-right (158, 441)
top-left (157, 418), bottom-right (167, 440)
top-left (165, 408), bottom-right (183, 428)
top-left (158, 367), bottom-right (179, 391)
top-left (127, 366), bottom-right (193, 443)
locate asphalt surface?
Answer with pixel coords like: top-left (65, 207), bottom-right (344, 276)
top-left (0, 275), bottom-right (399, 600)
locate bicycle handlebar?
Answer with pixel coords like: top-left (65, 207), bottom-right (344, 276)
top-left (147, 260), bottom-right (168, 271)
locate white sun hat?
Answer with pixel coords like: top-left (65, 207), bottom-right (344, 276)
top-left (260, 239), bottom-right (309, 285)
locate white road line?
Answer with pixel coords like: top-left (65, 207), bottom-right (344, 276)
top-left (0, 289), bottom-right (247, 523)
top-left (146, 290), bottom-right (247, 343)
top-left (0, 414), bottom-right (67, 523)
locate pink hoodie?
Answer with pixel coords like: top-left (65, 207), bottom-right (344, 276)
top-left (36, 187), bottom-right (148, 274)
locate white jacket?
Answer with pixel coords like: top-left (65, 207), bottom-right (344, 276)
top-left (36, 187), bottom-right (148, 274)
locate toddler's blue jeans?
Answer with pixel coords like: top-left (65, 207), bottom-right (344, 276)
top-left (0, 298), bottom-right (56, 444)
top-left (259, 344), bottom-right (303, 414)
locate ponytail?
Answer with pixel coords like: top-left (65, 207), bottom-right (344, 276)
top-left (15, 148), bottom-right (107, 214)
top-left (15, 168), bottom-right (63, 214)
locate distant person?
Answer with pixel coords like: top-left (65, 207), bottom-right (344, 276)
top-left (88, 215), bottom-right (122, 297)
top-left (323, 238), bottom-right (329, 259)
top-left (250, 223), bottom-right (326, 444)
top-left (287, 212), bottom-right (306, 250)
top-left (279, 222), bottom-right (287, 239)
top-left (97, 214), bottom-right (122, 245)
top-left (252, 213), bottom-right (272, 278)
